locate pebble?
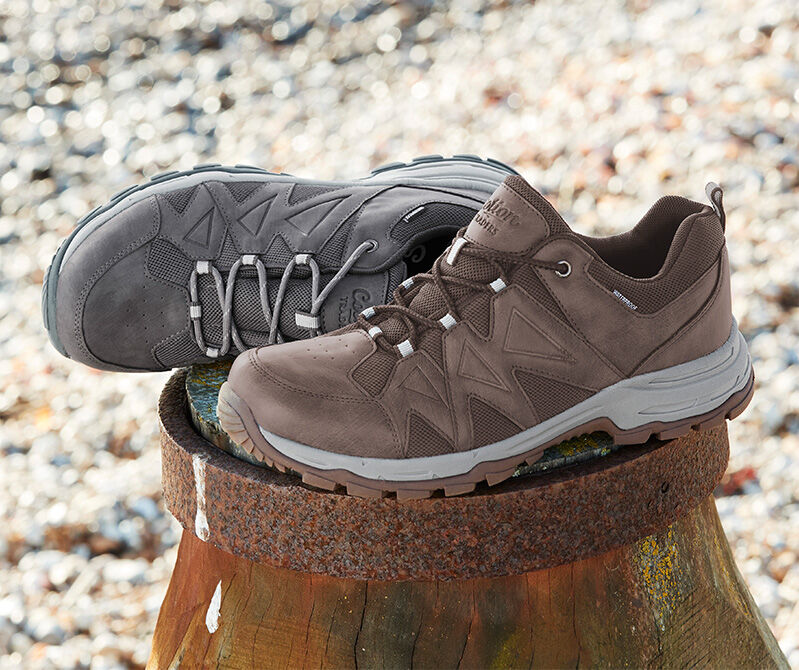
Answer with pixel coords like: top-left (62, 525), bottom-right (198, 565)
top-left (0, 0), bottom-right (797, 667)
top-left (101, 560), bottom-right (149, 586)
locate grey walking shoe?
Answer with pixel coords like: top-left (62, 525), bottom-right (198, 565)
top-left (42, 155), bottom-right (516, 372)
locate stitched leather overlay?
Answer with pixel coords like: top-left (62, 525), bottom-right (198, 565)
top-left (236, 194), bottom-right (276, 236)
top-left (399, 365), bottom-right (446, 403)
top-left (286, 197), bottom-right (347, 236)
top-left (502, 307), bottom-right (573, 361)
top-left (457, 340), bottom-right (509, 391)
top-left (183, 208), bottom-right (215, 247)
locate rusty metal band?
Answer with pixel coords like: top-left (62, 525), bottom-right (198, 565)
top-left (160, 369), bottom-right (729, 580)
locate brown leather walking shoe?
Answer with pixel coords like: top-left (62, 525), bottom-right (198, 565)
top-left (218, 175), bottom-right (754, 499)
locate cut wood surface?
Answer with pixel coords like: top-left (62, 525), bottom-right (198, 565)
top-left (148, 497), bottom-right (788, 669)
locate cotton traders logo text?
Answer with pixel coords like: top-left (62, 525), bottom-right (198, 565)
top-left (473, 198), bottom-right (520, 236)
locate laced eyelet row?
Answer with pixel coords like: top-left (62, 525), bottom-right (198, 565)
top-left (188, 239), bottom-right (376, 357)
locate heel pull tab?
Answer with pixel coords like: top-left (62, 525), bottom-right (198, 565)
top-left (705, 182), bottom-right (726, 232)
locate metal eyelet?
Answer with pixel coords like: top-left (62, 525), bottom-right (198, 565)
top-left (555, 260), bottom-right (571, 278)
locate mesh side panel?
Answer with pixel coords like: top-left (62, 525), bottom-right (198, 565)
top-left (224, 182), bottom-right (263, 203)
top-left (504, 176), bottom-right (570, 235)
top-left (459, 293), bottom-right (491, 337)
top-left (153, 330), bottom-right (201, 368)
top-left (288, 184), bottom-right (341, 205)
top-left (195, 269), bottom-right (336, 347)
top-left (216, 233), bottom-right (241, 269)
top-left (266, 276), bottom-right (334, 341)
top-left (239, 330), bottom-right (271, 349)
top-left (315, 221), bottom-right (352, 268)
top-left (265, 235), bottom-right (295, 267)
top-left (268, 278), bottom-right (311, 341)
top-left (406, 413), bottom-right (454, 458)
top-left (514, 370), bottom-right (595, 423)
top-left (404, 255), bottom-right (494, 324)
top-left (469, 397), bottom-right (522, 448)
top-left (147, 238), bottom-right (193, 285)
top-left (351, 350), bottom-right (396, 396)
top-left (231, 275), bottom-right (266, 331)
top-left (163, 186), bottom-right (197, 214)
top-left (512, 264), bottom-right (569, 324)
top-left (587, 214), bottom-right (723, 314)
top-left (198, 278), bottom-right (224, 345)
top-left (390, 203), bottom-right (476, 245)
top-left (385, 262), bottom-right (405, 298)
top-left (379, 319), bottom-right (407, 343)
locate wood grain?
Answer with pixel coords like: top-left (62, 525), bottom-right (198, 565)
top-left (148, 496), bottom-right (788, 669)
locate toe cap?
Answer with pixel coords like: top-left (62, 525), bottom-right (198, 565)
top-left (227, 333), bottom-right (403, 458)
top-left (53, 196), bottom-right (188, 371)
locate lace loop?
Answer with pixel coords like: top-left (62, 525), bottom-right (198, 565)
top-left (188, 240), bottom-right (375, 357)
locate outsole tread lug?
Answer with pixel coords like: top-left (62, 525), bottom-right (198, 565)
top-left (412, 154), bottom-right (444, 163)
top-left (150, 170), bottom-right (179, 181)
top-left (443, 483), bottom-right (476, 497)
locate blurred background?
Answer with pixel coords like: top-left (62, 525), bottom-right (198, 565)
top-left (0, 0), bottom-right (797, 667)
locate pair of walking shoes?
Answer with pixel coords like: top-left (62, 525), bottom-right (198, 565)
top-left (44, 158), bottom-right (753, 498)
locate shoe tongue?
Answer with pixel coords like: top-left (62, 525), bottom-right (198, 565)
top-left (464, 175), bottom-right (567, 253)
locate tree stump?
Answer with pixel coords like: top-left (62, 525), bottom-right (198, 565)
top-left (148, 365), bottom-right (788, 669)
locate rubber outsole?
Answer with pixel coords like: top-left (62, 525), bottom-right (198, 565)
top-left (215, 370), bottom-right (755, 500)
top-left (42, 154), bottom-right (516, 358)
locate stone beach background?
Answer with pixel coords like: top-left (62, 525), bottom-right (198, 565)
top-left (0, 0), bottom-right (797, 667)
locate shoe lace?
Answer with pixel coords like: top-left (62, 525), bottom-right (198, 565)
top-left (355, 231), bottom-right (568, 358)
top-left (188, 240), bottom-right (376, 358)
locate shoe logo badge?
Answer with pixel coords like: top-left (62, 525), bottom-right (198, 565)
top-left (613, 289), bottom-right (638, 311)
top-left (338, 289), bottom-right (372, 327)
top-left (471, 197), bottom-right (520, 237)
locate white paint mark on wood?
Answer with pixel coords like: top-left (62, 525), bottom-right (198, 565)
top-left (205, 580), bottom-right (222, 634)
top-left (192, 454), bottom-right (210, 541)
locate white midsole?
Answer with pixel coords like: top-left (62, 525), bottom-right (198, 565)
top-left (259, 324), bottom-right (751, 482)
